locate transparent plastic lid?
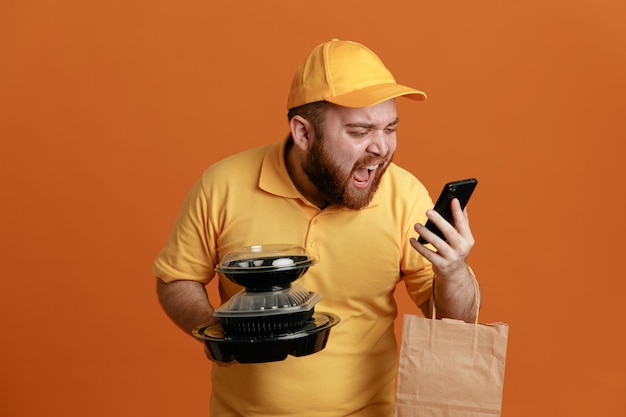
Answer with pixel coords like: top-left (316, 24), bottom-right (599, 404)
top-left (217, 244), bottom-right (316, 271)
top-left (214, 284), bottom-right (322, 317)
top-left (216, 244), bottom-right (317, 291)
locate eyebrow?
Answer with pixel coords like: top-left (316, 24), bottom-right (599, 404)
top-left (344, 117), bottom-right (399, 129)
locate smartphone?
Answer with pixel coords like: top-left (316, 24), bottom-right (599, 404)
top-left (417, 178), bottom-right (478, 244)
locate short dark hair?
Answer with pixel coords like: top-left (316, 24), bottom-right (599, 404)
top-left (287, 101), bottom-right (331, 138)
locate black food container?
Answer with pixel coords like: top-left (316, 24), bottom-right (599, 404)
top-left (193, 312), bottom-right (340, 363)
top-left (216, 244), bottom-right (316, 292)
top-left (214, 284), bottom-right (321, 336)
top-left (195, 244), bottom-right (340, 363)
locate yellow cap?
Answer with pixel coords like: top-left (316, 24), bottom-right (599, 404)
top-left (287, 39), bottom-right (427, 109)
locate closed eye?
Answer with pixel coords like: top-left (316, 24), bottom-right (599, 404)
top-left (345, 118), bottom-right (398, 137)
top-left (347, 129), bottom-right (371, 137)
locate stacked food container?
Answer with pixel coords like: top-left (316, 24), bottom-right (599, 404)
top-left (193, 244), bottom-right (340, 363)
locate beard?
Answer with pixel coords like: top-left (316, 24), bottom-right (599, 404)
top-left (302, 136), bottom-right (391, 210)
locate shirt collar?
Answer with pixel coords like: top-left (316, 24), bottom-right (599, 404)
top-left (259, 136), bottom-right (301, 199)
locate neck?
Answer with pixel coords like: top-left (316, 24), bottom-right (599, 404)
top-left (284, 140), bottom-right (329, 209)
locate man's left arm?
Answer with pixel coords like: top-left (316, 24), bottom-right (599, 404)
top-left (411, 198), bottom-right (480, 323)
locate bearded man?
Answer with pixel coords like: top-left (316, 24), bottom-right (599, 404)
top-left (153, 39), bottom-right (480, 417)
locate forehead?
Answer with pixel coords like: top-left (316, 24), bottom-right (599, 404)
top-left (325, 99), bottom-right (398, 126)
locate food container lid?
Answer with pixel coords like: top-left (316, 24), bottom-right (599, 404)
top-left (217, 244), bottom-right (316, 270)
top-left (216, 244), bottom-right (317, 291)
top-left (214, 284), bottom-right (321, 317)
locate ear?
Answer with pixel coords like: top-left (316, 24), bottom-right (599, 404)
top-left (289, 115), bottom-right (314, 151)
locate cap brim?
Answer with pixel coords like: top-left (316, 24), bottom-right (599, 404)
top-left (325, 83), bottom-right (427, 108)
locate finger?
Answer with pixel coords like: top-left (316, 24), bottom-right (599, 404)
top-left (416, 211), bottom-right (470, 263)
top-left (413, 222), bottom-right (453, 260)
top-left (449, 199), bottom-right (474, 248)
top-left (410, 234), bottom-right (463, 277)
top-left (424, 208), bottom-right (458, 248)
top-left (413, 221), bottom-right (446, 248)
top-left (409, 235), bottom-right (444, 265)
top-left (450, 198), bottom-right (469, 231)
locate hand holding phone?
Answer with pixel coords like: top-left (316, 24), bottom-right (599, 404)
top-left (417, 178), bottom-right (478, 244)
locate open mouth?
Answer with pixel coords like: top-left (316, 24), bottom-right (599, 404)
top-left (352, 163), bottom-right (381, 189)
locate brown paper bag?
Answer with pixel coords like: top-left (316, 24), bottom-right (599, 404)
top-left (395, 313), bottom-right (509, 416)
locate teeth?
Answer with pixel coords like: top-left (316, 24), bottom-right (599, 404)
top-left (366, 164), bottom-right (379, 171)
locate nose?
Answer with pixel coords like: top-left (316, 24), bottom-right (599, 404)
top-left (366, 130), bottom-right (393, 157)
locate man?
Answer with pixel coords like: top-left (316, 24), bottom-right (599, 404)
top-left (154, 39), bottom-right (479, 416)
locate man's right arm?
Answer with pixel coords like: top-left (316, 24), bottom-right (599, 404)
top-left (156, 278), bottom-right (214, 336)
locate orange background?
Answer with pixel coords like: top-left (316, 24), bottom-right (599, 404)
top-left (1, 1), bottom-right (625, 416)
